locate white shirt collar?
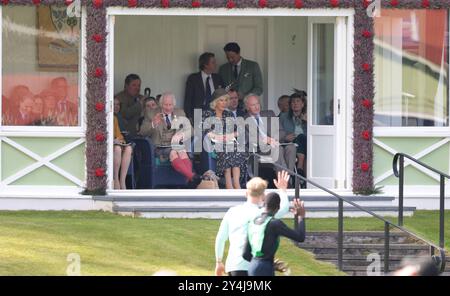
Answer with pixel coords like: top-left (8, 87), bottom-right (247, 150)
top-left (201, 71), bottom-right (211, 80)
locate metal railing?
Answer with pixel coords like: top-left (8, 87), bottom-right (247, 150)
top-left (251, 153), bottom-right (447, 274)
top-left (393, 153), bottom-right (447, 254)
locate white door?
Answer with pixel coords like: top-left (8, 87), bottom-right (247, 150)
top-left (307, 17), bottom-right (347, 189)
top-left (201, 17), bottom-right (267, 107)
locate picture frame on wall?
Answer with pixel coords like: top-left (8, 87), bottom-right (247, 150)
top-left (37, 5), bottom-right (80, 72)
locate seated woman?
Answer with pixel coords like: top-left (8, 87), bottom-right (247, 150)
top-left (113, 108), bottom-right (133, 190)
top-left (203, 89), bottom-right (247, 189)
top-left (139, 92), bottom-right (201, 188)
top-left (279, 92), bottom-right (307, 178)
top-left (243, 192), bottom-right (306, 276)
top-left (137, 97), bottom-right (158, 132)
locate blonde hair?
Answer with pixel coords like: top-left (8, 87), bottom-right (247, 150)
top-left (209, 94), bottom-right (230, 110)
top-left (246, 177), bottom-right (268, 198)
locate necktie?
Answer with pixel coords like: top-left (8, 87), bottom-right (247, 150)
top-left (165, 114), bottom-right (171, 129)
top-left (233, 65), bottom-right (239, 80)
top-left (255, 115), bottom-right (260, 150)
top-left (205, 76), bottom-right (212, 108)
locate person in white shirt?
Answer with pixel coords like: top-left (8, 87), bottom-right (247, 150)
top-left (215, 170), bottom-right (292, 276)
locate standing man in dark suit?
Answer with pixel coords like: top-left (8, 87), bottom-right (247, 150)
top-left (219, 42), bottom-right (263, 108)
top-left (184, 52), bottom-right (224, 121)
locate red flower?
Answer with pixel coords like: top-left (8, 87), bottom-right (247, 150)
top-left (226, 0), bottom-right (236, 9)
top-left (362, 63), bottom-right (371, 72)
top-left (330, 0), bottom-right (339, 7)
top-left (362, 99), bottom-right (372, 108)
top-left (361, 130), bottom-right (370, 140)
top-left (95, 102), bottom-right (105, 112)
top-left (93, 0), bottom-right (103, 8)
top-left (95, 133), bottom-right (106, 142)
top-left (390, 0), bottom-right (399, 6)
top-left (65, 0), bottom-right (73, 5)
top-left (259, 0), bottom-right (267, 8)
top-left (360, 163), bottom-right (370, 172)
top-left (192, 0), bottom-right (201, 7)
top-left (161, 0), bottom-right (169, 8)
top-left (1, 0), bottom-right (8, 5)
top-left (94, 68), bottom-right (104, 78)
top-left (32, 0), bottom-right (40, 5)
top-left (363, 0), bottom-right (370, 9)
top-left (95, 168), bottom-right (105, 177)
top-left (92, 34), bottom-right (103, 43)
top-left (294, 0), bottom-right (303, 9)
top-left (362, 30), bottom-right (372, 38)
top-left (128, 0), bottom-right (138, 7)
top-left (422, 0), bottom-right (430, 8)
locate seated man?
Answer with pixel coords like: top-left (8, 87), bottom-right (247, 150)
top-left (227, 88), bottom-right (246, 119)
top-left (277, 95), bottom-right (290, 117)
top-left (139, 92), bottom-right (201, 188)
top-left (244, 94), bottom-right (296, 182)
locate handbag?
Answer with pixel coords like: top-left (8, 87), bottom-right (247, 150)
top-left (196, 179), bottom-right (219, 189)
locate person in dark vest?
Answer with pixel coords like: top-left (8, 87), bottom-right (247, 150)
top-left (243, 192), bottom-right (306, 276)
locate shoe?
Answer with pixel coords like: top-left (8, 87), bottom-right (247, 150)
top-left (187, 174), bottom-right (202, 189)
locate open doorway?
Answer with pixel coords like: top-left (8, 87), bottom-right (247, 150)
top-left (107, 10), bottom-right (352, 192)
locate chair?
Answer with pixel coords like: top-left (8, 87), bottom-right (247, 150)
top-left (132, 137), bottom-right (194, 189)
top-left (126, 155), bottom-right (136, 189)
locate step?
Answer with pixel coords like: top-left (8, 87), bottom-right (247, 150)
top-left (304, 231), bottom-right (420, 245)
top-left (298, 243), bottom-right (430, 256)
top-left (324, 260), bottom-right (450, 271)
top-left (97, 195), bottom-right (395, 203)
top-left (315, 254), bottom-right (450, 262)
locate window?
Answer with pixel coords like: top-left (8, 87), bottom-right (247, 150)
top-left (374, 9), bottom-right (449, 127)
top-left (2, 5), bottom-right (81, 127)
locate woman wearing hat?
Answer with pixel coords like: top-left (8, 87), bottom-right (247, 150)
top-left (202, 88), bottom-right (248, 189)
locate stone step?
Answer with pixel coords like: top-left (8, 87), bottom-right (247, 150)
top-left (298, 243), bottom-right (430, 256)
top-left (340, 264), bottom-right (449, 273)
top-left (98, 194), bottom-right (396, 203)
top-left (304, 231), bottom-right (420, 245)
top-left (323, 260), bottom-right (450, 271)
top-left (350, 271), bottom-right (450, 276)
top-left (111, 205), bottom-right (415, 219)
top-left (315, 254), bottom-right (450, 262)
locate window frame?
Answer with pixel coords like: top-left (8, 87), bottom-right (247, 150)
top-left (0, 5), bottom-right (86, 137)
top-left (373, 8), bottom-right (450, 138)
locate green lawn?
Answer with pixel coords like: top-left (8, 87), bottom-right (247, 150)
top-left (0, 211), bottom-right (342, 276)
top-left (0, 210), bottom-right (447, 276)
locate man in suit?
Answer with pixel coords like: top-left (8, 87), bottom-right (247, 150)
top-left (219, 42), bottom-right (263, 106)
top-left (244, 94), bottom-right (297, 178)
top-left (227, 88), bottom-right (246, 118)
top-left (115, 74), bottom-right (144, 138)
top-left (184, 52), bottom-right (224, 121)
top-left (12, 92), bottom-right (35, 126)
top-left (51, 77), bottom-right (78, 126)
top-left (139, 92), bottom-right (201, 188)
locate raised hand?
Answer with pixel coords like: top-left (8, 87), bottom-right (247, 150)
top-left (290, 198), bottom-right (306, 218)
top-left (274, 170), bottom-right (290, 191)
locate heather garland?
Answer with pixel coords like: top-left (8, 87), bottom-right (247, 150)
top-left (2, 0), bottom-right (448, 194)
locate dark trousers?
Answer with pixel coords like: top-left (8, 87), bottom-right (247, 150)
top-left (248, 259), bottom-right (274, 276)
top-left (229, 270), bottom-right (248, 276)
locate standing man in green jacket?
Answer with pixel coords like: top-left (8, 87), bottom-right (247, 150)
top-left (219, 42), bottom-right (263, 109)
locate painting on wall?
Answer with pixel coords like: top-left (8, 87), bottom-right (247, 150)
top-left (37, 5), bottom-right (80, 72)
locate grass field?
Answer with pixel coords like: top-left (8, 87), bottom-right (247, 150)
top-left (0, 210), bottom-right (448, 276)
